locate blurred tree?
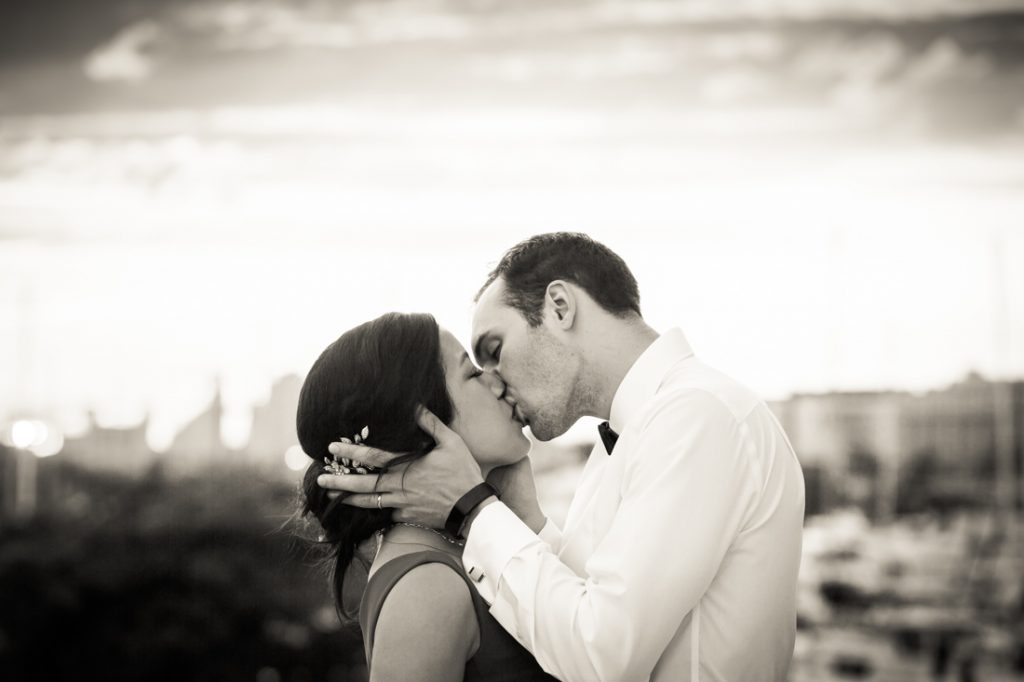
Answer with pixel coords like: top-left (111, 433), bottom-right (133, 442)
top-left (0, 460), bottom-right (367, 682)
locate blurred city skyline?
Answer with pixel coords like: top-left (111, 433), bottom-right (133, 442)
top-left (2, 0), bottom-right (1024, 452)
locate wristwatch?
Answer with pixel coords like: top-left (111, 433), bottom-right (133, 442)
top-left (445, 482), bottom-right (499, 539)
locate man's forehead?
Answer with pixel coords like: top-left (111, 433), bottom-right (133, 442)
top-left (472, 278), bottom-right (517, 350)
top-left (472, 279), bottom-right (507, 329)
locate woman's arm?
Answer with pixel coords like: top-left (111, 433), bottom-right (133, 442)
top-left (369, 563), bottom-right (480, 682)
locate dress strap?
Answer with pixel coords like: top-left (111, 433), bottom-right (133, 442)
top-left (358, 550), bottom-right (487, 670)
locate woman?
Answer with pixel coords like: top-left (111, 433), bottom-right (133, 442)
top-left (297, 312), bottom-right (556, 682)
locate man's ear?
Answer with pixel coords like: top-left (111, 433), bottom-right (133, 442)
top-left (544, 280), bottom-right (576, 330)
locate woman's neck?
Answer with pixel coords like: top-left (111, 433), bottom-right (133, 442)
top-left (380, 522), bottom-right (464, 558)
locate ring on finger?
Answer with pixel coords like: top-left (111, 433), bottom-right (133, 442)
top-left (376, 493), bottom-right (383, 510)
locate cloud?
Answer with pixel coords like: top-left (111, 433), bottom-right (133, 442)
top-left (699, 68), bottom-right (774, 104)
top-left (705, 31), bottom-right (786, 61)
top-left (3, 0), bottom-right (1012, 141)
top-left (903, 37), bottom-right (993, 85)
top-left (809, 32), bottom-right (998, 128)
top-left (581, 0), bottom-right (1024, 25)
top-left (468, 39), bottom-right (684, 82)
top-left (178, 0), bottom-right (475, 51)
top-left (83, 20), bottom-right (162, 82)
top-left (165, 0), bottom-right (1024, 56)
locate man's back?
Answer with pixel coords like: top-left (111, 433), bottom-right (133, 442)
top-left (649, 358), bottom-right (805, 680)
top-left (560, 343), bottom-right (805, 680)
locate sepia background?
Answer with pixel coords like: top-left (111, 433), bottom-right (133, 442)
top-left (2, 0), bottom-right (1023, 680)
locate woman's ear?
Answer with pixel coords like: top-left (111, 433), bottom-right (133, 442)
top-left (544, 280), bottom-right (576, 329)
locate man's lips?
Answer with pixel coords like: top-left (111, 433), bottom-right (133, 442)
top-left (512, 405), bottom-right (528, 427)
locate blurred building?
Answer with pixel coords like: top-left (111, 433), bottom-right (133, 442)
top-left (60, 411), bottom-right (156, 476)
top-left (245, 374), bottom-right (303, 476)
top-left (163, 382), bottom-right (231, 476)
top-left (771, 391), bottom-right (907, 518)
top-left (25, 370), bottom-right (1024, 508)
top-left (771, 373), bottom-right (1024, 518)
top-left (901, 372), bottom-right (1023, 512)
top-left (771, 391), bottom-right (907, 467)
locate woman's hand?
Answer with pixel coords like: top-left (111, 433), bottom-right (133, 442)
top-left (486, 457), bottom-right (546, 534)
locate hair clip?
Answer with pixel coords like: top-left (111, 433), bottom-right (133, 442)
top-left (323, 425), bottom-right (382, 475)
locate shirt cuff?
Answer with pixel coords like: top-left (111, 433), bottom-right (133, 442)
top-left (462, 501), bottom-right (542, 604)
top-left (537, 516), bottom-right (563, 552)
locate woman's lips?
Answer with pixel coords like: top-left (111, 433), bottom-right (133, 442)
top-left (512, 405), bottom-right (528, 427)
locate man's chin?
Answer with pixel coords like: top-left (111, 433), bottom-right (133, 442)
top-left (525, 420), bottom-right (568, 442)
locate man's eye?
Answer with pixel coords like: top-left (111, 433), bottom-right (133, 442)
top-left (469, 369), bottom-right (483, 380)
top-left (492, 343), bottom-right (502, 362)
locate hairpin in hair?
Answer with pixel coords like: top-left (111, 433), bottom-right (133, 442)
top-left (323, 425), bottom-right (383, 475)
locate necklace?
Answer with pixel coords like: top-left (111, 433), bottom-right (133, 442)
top-left (392, 521), bottom-right (465, 547)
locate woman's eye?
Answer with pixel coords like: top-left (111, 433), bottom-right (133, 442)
top-left (492, 344), bottom-right (502, 362)
top-left (469, 369), bottom-right (483, 380)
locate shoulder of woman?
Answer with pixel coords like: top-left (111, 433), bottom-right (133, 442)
top-left (371, 561), bottom-right (480, 678)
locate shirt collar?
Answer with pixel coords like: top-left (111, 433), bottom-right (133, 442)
top-left (608, 328), bottom-right (694, 433)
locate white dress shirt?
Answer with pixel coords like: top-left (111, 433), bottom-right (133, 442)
top-left (462, 329), bottom-right (805, 681)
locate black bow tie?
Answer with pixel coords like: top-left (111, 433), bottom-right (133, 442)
top-left (598, 421), bottom-right (619, 455)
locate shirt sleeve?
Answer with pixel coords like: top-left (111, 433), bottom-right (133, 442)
top-left (537, 516), bottom-right (563, 552)
top-left (462, 390), bottom-right (760, 682)
top-left (462, 508), bottom-right (563, 604)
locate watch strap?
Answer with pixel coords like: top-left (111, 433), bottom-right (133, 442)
top-left (445, 481), bottom-right (499, 539)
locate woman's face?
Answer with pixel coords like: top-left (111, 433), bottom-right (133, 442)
top-left (439, 328), bottom-right (530, 475)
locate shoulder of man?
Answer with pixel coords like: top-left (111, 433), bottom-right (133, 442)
top-left (652, 358), bottom-right (763, 424)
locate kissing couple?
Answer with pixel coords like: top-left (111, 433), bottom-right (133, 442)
top-left (297, 232), bottom-right (805, 681)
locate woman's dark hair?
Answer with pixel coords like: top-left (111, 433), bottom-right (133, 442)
top-left (296, 312), bottom-right (453, 621)
top-left (475, 232), bottom-right (642, 326)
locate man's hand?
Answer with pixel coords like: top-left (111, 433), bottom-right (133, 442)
top-left (486, 457), bottom-right (546, 534)
top-left (317, 406), bottom-right (485, 528)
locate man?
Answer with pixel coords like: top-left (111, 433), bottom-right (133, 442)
top-left (320, 233), bottom-right (805, 681)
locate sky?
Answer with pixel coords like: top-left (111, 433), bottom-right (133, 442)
top-left (2, 0), bottom-right (1023, 451)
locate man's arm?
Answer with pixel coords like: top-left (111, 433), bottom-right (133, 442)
top-left (461, 391), bottom-right (759, 682)
top-left (483, 456), bottom-right (548, 534)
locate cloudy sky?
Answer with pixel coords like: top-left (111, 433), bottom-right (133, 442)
top-left (2, 0), bottom-right (1023, 451)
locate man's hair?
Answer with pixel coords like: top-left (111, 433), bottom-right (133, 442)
top-left (475, 232), bottom-right (641, 326)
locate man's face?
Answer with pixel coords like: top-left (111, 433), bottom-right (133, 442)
top-left (471, 279), bottom-right (581, 441)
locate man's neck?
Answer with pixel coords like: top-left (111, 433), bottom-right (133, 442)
top-left (583, 319), bottom-right (659, 420)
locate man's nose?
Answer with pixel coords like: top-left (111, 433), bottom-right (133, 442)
top-left (482, 371), bottom-right (510, 401)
